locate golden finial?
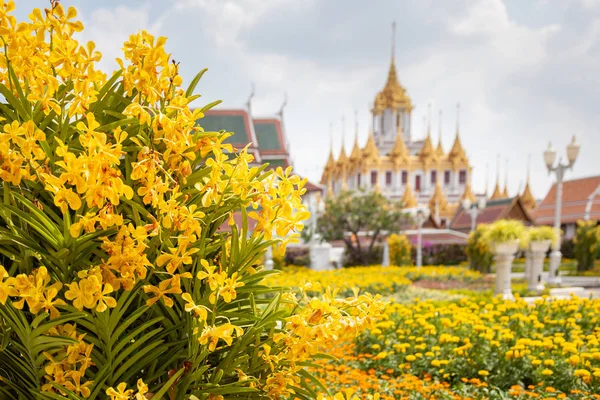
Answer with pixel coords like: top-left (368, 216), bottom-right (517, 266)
top-left (436, 109), bottom-right (444, 157)
top-left (429, 181), bottom-right (448, 215)
top-left (490, 154), bottom-right (503, 200)
top-left (448, 102), bottom-right (468, 170)
top-left (372, 22), bottom-right (413, 114)
top-left (501, 157), bottom-right (509, 198)
top-left (521, 153), bottom-right (537, 210)
top-left (401, 181), bottom-right (417, 208)
top-left (461, 180), bottom-right (476, 203)
top-left (362, 128), bottom-right (380, 168)
top-left (349, 110), bottom-right (362, 169)
top-left (390, 113), bottom-right (409, 169)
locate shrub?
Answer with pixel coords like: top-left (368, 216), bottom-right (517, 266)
top-left (284, 246), bottom-right (310, 266)
top-left (344, 244), bottom-right (383, 267)
top-left (419, 243), bottom-right (468, 266)
top-left (465, 224), bottom-right (493, 273)
top-left (0, 4), bottom-right (383, 399)
top-left (573, 220), bottom-right (600, 272)
top-left (387, 233), bottom-right (411, 266)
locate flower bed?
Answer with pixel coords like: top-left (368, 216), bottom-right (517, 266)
top-left (322, 295), bottom-right (600, 398)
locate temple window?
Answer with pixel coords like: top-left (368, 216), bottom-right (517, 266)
top-left (415, 175), bottom-right (421, 191)
top-left (357, 173), bottom-right (361, 187)
top-left (401, 170), bottom-right (408, 184)
top-left (431, 170), bottom-right (437, 184)
top-left (385, 171), bottom-right (392, 187)
top-left (459, 170), bottom-right (467, 184)
top-left (444, 170), bottom-right (451, 185)
top-left (370, 171), bottom-right (378, 186)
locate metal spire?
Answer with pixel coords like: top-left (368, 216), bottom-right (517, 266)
top-left (245, 82), bottom-right (255, 112)
top-left (354, 110), bottom-right (359, 142)
top-left (427, 103), bottom-right (432, 135)
top-left (438, 109), bottom-right (443, 143)
top-left (391, 21), bottom-right (396, 61)
top-left (456, 102), bottom-right (460, 134)
top-left (485, 163), bottom-right (490, 195)
top-left (527, 153), bottom-right (532, 182)
top-left (504, 157), bottom-right (509, 194)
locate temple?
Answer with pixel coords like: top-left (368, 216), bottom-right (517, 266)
top-left (320, 25), bottom-right (475, 227)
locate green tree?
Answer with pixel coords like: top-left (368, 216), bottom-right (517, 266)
top-left (316, 190), bottom-right (408, 266)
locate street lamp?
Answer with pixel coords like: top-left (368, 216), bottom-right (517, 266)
top-left (462, 197), bottom-right (487, 232)
top-left (544, 136), bottom-right (580, 284)
top-left (406, 206), bottom-right (431, 268)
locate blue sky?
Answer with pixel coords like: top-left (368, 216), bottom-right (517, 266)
top-left (16, 0), bottom-right (600, 199)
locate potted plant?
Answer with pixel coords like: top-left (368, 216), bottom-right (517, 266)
top-left (526, 226), bottom-right (558, 291)
top-left (485, 219), bottom-right (526, 254)
top-left (484, 220), bottom-right (526, 299)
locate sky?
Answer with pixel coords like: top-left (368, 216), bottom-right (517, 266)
top-left (15, 0), bottom-right (600, 200)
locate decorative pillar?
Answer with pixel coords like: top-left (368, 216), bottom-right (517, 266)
top-left (524, 250), bottom-right (532, 289)
top-left (529, 241), bottom-right (551, 292)
top-left (382, 240), bottom-right (390, 267)
top-left (493, 241), bottom-right (519, 300)
top-left (309, 233), bottom-right (333, 271)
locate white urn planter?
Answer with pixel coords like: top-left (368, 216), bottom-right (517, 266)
top-left (528, 240), bottom-right (551, 292)
top-left (492, 240), bottom-right (519, 300)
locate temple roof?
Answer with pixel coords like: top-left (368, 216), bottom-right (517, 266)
top-left (448, 131), bottom-right (468, 169)
top-left (373, 57), bottom-right (413, 114)
top-left (436, 139), bottom-right (445, 157)
top-left (349, 130), bottom-right (362, 169)
top-left (450, 196), bottom-right (534, 232)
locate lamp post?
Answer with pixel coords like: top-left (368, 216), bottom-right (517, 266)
top-left (543, 136), bottom-right (580, 284)
top-left (408, 207), bottom-right (431, 268)
top-left (462, 197), bottom-right (487, 232)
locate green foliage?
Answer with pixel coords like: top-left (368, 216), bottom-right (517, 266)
top-left (484, 219), bottom-right (526, 247)
top-left (573, 220), bottom-right (600, 272)
top-left (466, 224), bottom-right (493, 274)
top-left (527, 226), bottom-right (559, 247)
top-left (387, 234), bottom-right (411, 266)
top-left (316, 190), bottom-right (409, 266)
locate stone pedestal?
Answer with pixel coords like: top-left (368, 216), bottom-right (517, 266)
top-left (382, 241), bottom-right (390, 267)
top-left (493, 241), bottom-right (519, 300)
top-left (524, 250), bottom-right (532, 288)
top-left (548, 249), bottom-right (562, 285)
top-left (310, 238), bottom-right (333, 271)
top-left (528, 241), bottom-right (550, 292)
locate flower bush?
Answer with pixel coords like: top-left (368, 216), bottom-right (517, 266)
top-left (387, 234), bottom-right (411, 266)
top-left (573, 220), bottom-right (600, 272)
top-left (466, 224), bottom-right (493, 273)
top-left (0, 2), bottom-right (384, 399)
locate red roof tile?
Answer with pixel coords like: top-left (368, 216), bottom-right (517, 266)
top-left (532, 175), bottom-right (600, 225)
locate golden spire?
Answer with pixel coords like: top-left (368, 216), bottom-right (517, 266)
top-left (349, 110), bottom-right (362, 170)
top-left (401, 181), bottom-right (417, 208)
top-left (521, 154), bottom-right (536, 210)
top-left (321, 123), bottom-right (336, 184)
top-left (501, 157), bottom-right (509, 198)
top-left (428, 181), bottom-right (448, 215)
top-left (362, 128), bottom-right (380, 168)
top-left (418, 132), bottom-right (436, 170)
top-left (436, 109), bottom-right (444, 157)
top-left (372, 22), bottom-right (413, 114)
top-left (337, 117), bottom-right (349, 190)
top-left (390, 114), bottom-right (409, 169)
top-left (490, 154), bottom-right (503, 200)
top-left (461, 180), bottom-right (476, 203)
top-left (448, 103), bottom-right (468, 170)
